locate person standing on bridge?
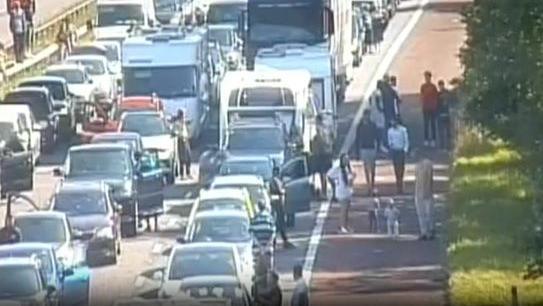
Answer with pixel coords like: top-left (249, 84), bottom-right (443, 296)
top-left (20, 0), bottom-right (34, 56)
top-left (9, 1), bottom-right (27, 63)
top-left (387, 117), bottom-right (409, 194)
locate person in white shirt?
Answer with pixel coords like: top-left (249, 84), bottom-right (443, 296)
top-left (387, 118), bottom-right (409, 194)
top-left (327, 153), bottom-right (356, 233)
top-left (384, 199), bottom-right (400, 237)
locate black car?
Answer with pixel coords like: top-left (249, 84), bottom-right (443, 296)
top-left (50, 181), bottom-right (121, 266)
top-left (3, 87), bottom-right (59, 152)
top-left (0, 121), bottom-right (33, 198)
top-left (54, 143), bottom-right (164, 237)
top-left (90, 132), bottom-right (145, 166)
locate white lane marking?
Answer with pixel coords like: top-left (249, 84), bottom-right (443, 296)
top-left (340, 0), bottom-right (431, 154)
top-left (302, 0), bottom-right (430, 291)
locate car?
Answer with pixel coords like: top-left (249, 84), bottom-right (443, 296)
top-left (0, 257), bottom-right (59, 305)
top-left (118, 111), bottom-right (177, 184)
top-left (18, 76), bottom-right (76, 139)
top-left (219, 155), bottom-right (274, 183)
top-left (91, 132), bottom-right (145, 165)
top-left (189, 188), bottom-right (254, 222)
top-left (65, 54), bottom-right (116, 103)
top-left (210, 175), bottom-right (271, 212)
top-left (158, 243), bottom-right (247, 300)
top-left (72, 42), bottom-right (123, 88)
top-left (3, 86), bottom-right (59, 152)
top-left (0, 243), bottom-right (90, 306)
top-left (208, 24), bottom-right (243, 70)
top-left (45, 64), bottom-right (98, 123)
top-left (0, 114), bottom-right (34, 197)
top-left (0, 104), bottom-right (42, 164)
top-left (49, 181), bottom-right (122, 266)
top-left (54, 143), bottom-right (164, 237)
top-left (114, 96), bottom-right (164, 120)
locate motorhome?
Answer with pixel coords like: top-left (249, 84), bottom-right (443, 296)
top-left (122, 27), bottom-right (210, 140)
top-left (218, 70), bottom-right (316, 155)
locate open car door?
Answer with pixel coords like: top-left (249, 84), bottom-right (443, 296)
top-left (137, 149), bottom-right (164, 218)
top-left (280, 155), bottom-right (312, 212)
top-left (0, 148), bottom-right (33, 194)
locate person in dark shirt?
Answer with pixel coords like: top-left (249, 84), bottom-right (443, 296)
top-left (356, 109), bottom-right (379, 195)
top-left (269, 166), bottom-right (295, 249)
top-left (437, 80), bottom-right (452, 150)
top-left (378, 78), bottom-right (401, 128)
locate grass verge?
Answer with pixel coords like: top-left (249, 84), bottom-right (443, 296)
top-left (449, 131), bottom-right (543, 306)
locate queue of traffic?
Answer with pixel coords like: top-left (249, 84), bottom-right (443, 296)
top-left (0, 0), bottom-right (400, 305)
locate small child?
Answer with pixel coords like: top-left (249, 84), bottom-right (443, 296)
top-left (384, 199), bottom-right (400, 238)
top-left (368, 198), bottom-right (380, 233)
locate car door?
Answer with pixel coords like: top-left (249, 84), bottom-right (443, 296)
top-left (280, 155), bottom-right (312, 213)
top-left (136, 150), bottom-right (164, 217)
top-left (0, 143), bottom-right (33, 193)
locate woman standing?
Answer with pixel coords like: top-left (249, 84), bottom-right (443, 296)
top-left (327, 154), bottom-right (356, 233)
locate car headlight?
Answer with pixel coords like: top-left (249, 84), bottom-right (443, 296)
top-left (95, 226), bottom-right (114, 239)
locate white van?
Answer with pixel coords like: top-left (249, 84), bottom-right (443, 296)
top-left (0, 105), bottom-right (41, 164)
top-left (95, 0), bottom-right (157, 41)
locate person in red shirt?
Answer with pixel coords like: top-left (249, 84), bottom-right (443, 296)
top-left (420, 71), bottom-right (439, 147)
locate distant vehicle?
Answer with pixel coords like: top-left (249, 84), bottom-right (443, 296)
top-left (208, 40), bottom-right (227, 106)
top-left (91, 132), bottom-right (145, 164)
top-left (189, 0), bottom-right (247, 29)
top-left (45, 64), bottom-right (98, 123)
top-left (189, 188), bottom-right (254, 221)
top-left (208, 24), bottom-right (243, 69)
top-left (0, 243), bottom-right (90, 306)
top-left (118, 111), bottom-right (177, 184)
top-left (72, 42), bottom-right (123, 87)
top-left (210, 175), bottom-right (270, 212)
top-left (219, 155), bottom-right (273, 183)
top-left (2, 87), bottom-right (59, 152)
top-left (158, 243), bottom-right (248, 300)
top-left (114, 96), bottom-right (164, 120)
top-left (0, 104), bottom-right (41, 164)
top-left (50, 181), bottom-right (122, 266)
top-left (154, 0), bottom-right (182, 24)
top-left (0, 257), bottom-right (59, 305)
top-left (18, 76), bottom-right (76, 139)
top-left (65, 54), bottom-right (116, 104)
top-left (54, 143), bottom-right (164, 237)
top-left (95, 0), bottom-right (157, 41)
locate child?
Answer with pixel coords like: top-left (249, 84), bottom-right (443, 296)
top-left (369, 198), bottom-right (380, 233)
top-left (384, 199), bottom-right (400, 238)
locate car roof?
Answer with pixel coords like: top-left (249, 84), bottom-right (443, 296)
top-left (224, 155), bottom-right (271, 163)
top-left (15, 211), bottom-right (66, 220)
top-left (211, 175), bottom-right (264, 186)
top-left (0, 257), bottom-right (39, 267)
top-left (65, 54), bottom-right (108, 62)
top-left (0, 243), bottom-right (54, 253)
top-left (0, 104), bottom-right (32, 112)
top-left (194, 209), bottom-right (248, 220)
top-left (208, 24), bottom-right (237, 30)
top-left (172, 242), bottom-right (236, 254)
top-left (199, 188), bottom-right (247, 201)
top-left (121, 111), bottom-right (162, 118)
top-left (69, 143), bottom-right (130, 152)
top-left (46, 63), bottom-right (86, 72)
top-left (56, 180), bottom-right (106, 193)
top-left (7, 86), bottom-right (49, 94)
top-left (92, 132), bottom-right (141, 140)
top-left (180, 275), bottom-right (240, 287)
top-left (20, 76), bottom-right (67, 84)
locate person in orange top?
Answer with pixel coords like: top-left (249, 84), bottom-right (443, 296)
top-left (420, 71), bottom-right (439, 147)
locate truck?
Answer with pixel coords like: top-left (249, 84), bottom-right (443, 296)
top-left (243, 0), bottom-right (353, 104)
top-left (121, 27), bottom-right (211, 140)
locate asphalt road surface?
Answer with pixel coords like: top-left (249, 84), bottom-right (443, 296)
top-left (0, 0), bottom-right (467, 305)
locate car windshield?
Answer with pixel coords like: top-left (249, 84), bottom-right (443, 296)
top-left (46, 69), bottom-right (86, 84)
top-left (92, 138), bottom-right (138, 153)
top-left (53, 192), bottom-right (108, 216)
top-left (68, 149), bottom-right (130, 176)
top-left (20, 82), bottom-right (65, 100)
top-left (169, 249), bottom-right (236, 280)
top-left (0, 266), bottom-right (41, 298)
top-left (191, 216), bottom-right (251, 243)
top-left (102, 44), bottom-right (120, 61)
top-left (120, 114), bottom-right (168, 137)
top-left (229, 87), bottom-right (295, 107)
top-left (207, 3), bottom-right (244, 24)
top-left (123, 66), bottom-right (197, 98)
top-left (15, 217), bottom-right (67, 243)
top-left (215, 184), bottom-right (266, 206)
top-left (0, 249), bottom-right (54, 275)
top-left (4, 92), bottom-right (50, 121)
top-left (67, 59), bottom-right (105, 75)
top-left (0, 122), bottom-right (14, 142)
top-left (98, 4), bottom-right (144, 27)
top-left (220, 161), bottom-right (273, 181)
top-left (228, 127), bottom-right (285, 151)
top-left (209, 28), bottom-right (233, 47)
top-left (198, 198), bottom-right (246, 213)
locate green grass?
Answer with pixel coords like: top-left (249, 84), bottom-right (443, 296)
top-left (449, 131), bottom-right (543, 306)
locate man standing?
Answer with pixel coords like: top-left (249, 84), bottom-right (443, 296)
top-left (291, 264), bottom-right (309, 306)
top-left (387, 118), bottom-right (409, 194)
top-left (369, 81), bottom-right (386, 151)
top-left (9, 1), bottom-right (26, 63)
top-left (20, 0), bottom-right (34, 55)
top-left (310, 122), bottom-right (333, 199)
top-left (173, 109), bottom-right (191, 180)
top-left (378, 77), bottom-right (401, 128)
top-left (437, 80), bottom-right (452, 150)
top-left (420, 71), bottom-right (439, 147)
top-left (269, 166), bottom-right (295, 249)
top-left (356, 109), bottom-right (379, 195)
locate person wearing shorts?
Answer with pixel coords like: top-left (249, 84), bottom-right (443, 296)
top-left (327, 154), bottom-right (356, 233)
top-left (356, 109), bottom-right (379, 195)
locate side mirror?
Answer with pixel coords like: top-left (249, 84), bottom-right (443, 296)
top-left (53, 168), bottom-right (63, 177)
top-left (46, 285), bottom-right (56, 296)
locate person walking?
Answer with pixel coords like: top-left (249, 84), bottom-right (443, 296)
top-left (356, 109), bottom-right (379, 196)
top-left (20, 0), bottom-right (34, 55)
top-left (269, 166), bottom-right (295, 249)
top-left (291, 264), bottom-right (309, 306)
top-left (372, 14), bottom-right (384, 52)
top-left (415, 159), bottom-right (435, 240)
top-left (369, 81), bottom-right (387, 152)
top-left (56, 20), bottom-right (70, 61)
top-left (251, 200), bottom-right (276, 271)
top-left (310, 122), bottom-right (333, 199)
top-left (362, 8), bottom-right (374, 54)
top-left (172, 109), bottom-right (192, 180)
top-left (420, 71), bottom-right (439, 147)
top-left (437, 80), bottom-right (452, 150)
top-left (9, 1), bottom-right (27, 63)
top-left (387, 118), bottom-right (409, 194)
top-left (378, 77), bottom-right (401, 128)
top-left (327, 153), bottom-right (356, 233)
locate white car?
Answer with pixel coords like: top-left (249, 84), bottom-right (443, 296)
top-left (0, 104), bottom-right (41, 164)
top-left (210, 175), bottom-right (271, 211)
top-left (208, 23), bottom-right (242, 69)
top-left (158, 242), bottom-right (247, 300)
top-left (189, 188), bottom-right (254, 222)
top-left (118, 111), bottom-right (177, 183)
top-left (45, 64), bottom-right (97, 102)
top-left (65, 55), bottom-right (115, 102)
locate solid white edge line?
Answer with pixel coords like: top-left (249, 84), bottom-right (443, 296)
top-left (302, 0), bottom-right (430, 295)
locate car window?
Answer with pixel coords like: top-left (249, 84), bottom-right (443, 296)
top-left (67, 149), bottom-right (131, 176)
top-left (198, 199), bottom-right (246, 213)
top-left (190, 217), bottom-right (251, 243)
top-left (0, 249), bottom-right (54, 275)
top-left (0, 266), bottom-right (41, 298)
top-left (120, 114), bottom-right (168, 137)
top-left (67, 59), bottom-right (105, 75)
top-left (227, 127), bottom-right (285, 151)
top-left (46, 69), bottom-right (86, 84)
top-left (169, 249), bottom-right (236, 280)
top-left (15, 217), bottom-right (67, 243)
top-left (52, 191), bottom-right (108, 216)
top-left (219, 161), bottom-right (273, 181)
